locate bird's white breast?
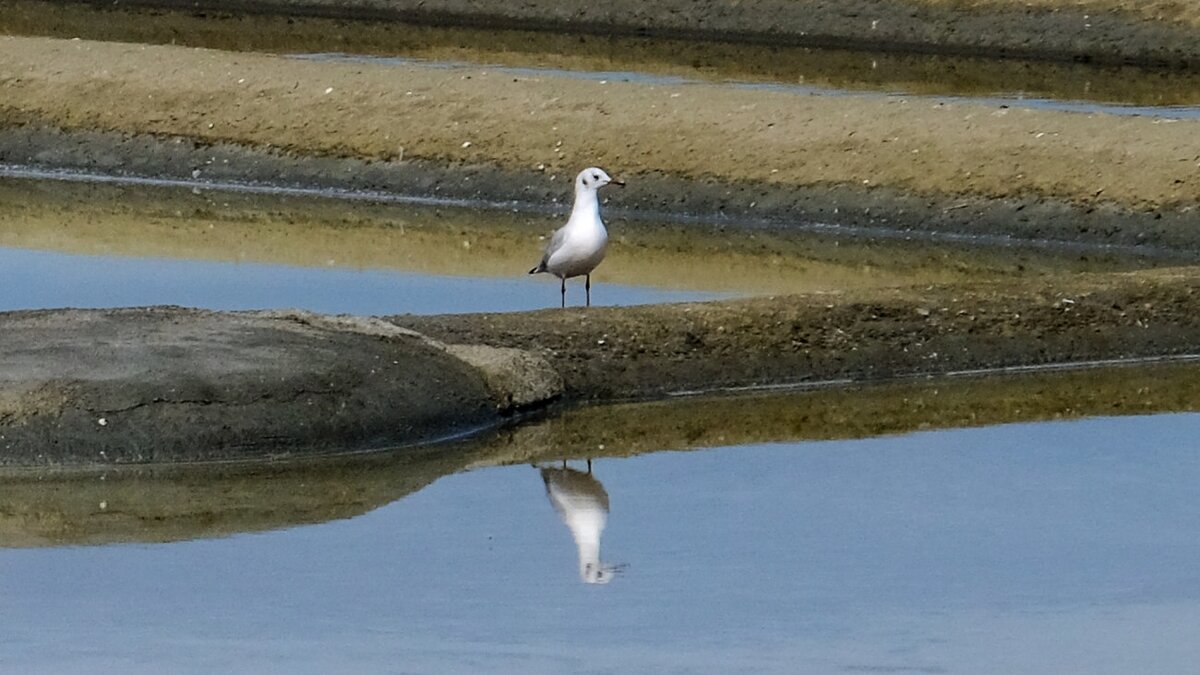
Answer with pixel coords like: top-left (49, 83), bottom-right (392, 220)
top-left (545, 217), bottom-right (608, 279)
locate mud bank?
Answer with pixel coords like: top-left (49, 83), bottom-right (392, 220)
top-left (393, 267), bottom-right (1200, 401)
top-left (5, 266), bottom-right (1200, 466)
top-left (0, 307), bottom-right (562, 466)
top-left (27, 0), bottom-right (1200, 67)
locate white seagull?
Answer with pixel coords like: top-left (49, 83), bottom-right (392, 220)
top-left (528, 167), bottom-right (624, 308)
top-left (540, 463), bottom-right (620, 584)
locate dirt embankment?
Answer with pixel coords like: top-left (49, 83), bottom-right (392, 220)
top-left (6, 0), bottom-right (1200, 107)
top-left (394, 268), bottom-right (1200, 401)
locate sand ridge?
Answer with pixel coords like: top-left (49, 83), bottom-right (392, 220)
top-left (0, 35), bottom-right (1197, 214)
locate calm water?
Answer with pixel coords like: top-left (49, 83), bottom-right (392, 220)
top-left (3, 413), bottom-right (1200, 673)
top-left (0, 247), bottom-right (717, 314)
top-left (0, 174), bottom-right (731, 312)
top-left (296, 53), bottom-right (1200, 120)
top-left (3, 175), bottom-right (1162, 314)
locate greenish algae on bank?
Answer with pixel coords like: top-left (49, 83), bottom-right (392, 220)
top-left (477, 359), bottom-right (1200, 466)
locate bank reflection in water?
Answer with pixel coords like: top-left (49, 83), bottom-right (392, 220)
top-left (6, 360), bottom-right (1200, 550)
top-left (539, 461), bottom-right (623, 584)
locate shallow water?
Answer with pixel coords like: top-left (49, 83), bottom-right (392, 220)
top-left (3, 411), bottom-right (1200, 673)
top-left (0, 176), bottom-right (1166, 314)
top-left (0, 247), bottom-right (717, 314)
top-left (295, 53), bottom-right (1200, 119)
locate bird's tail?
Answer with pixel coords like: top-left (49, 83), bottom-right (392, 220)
top-left (528, 262), bottom-right (545, 275)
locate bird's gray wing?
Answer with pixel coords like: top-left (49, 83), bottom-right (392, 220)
top-left (544, 226), bottom-right (567, 259)
top-left (531, 226), bottom-right (567, 273)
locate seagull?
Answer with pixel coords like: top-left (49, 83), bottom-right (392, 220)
top-left (528, 167), bottom-right (624, 308)
top-left (540, 462), bottom-right (621, 584)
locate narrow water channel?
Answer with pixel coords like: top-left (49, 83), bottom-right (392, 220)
top-left (0, 177), bottom-right (1171, 314)
top-left (291, 52), bottom-right (1200, 119)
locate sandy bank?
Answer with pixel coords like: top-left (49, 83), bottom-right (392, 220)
top-left (394, 267), bottom-right (1200, 401)
top-left (1, 36), bottom-right (1197, 250)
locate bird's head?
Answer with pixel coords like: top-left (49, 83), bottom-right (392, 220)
top-left (575, 167), bottom-right (625, 193)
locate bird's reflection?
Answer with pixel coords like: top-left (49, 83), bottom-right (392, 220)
top-left (539, 460), bottom-right (622, 584)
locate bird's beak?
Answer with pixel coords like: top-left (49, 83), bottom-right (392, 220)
top-left (611, 179), bottom-right (626, 188)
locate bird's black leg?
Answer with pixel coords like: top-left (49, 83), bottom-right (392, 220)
top-left (560, 277), bottom-right (566, 308)
top-left (587, 458), bottom-right (592, 474)
top-left (585, 274), bottom-right (591, 307)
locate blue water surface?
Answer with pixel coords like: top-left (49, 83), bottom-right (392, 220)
top-left (0, 247), bottom-right (719, 315)
top-left (3, 414), bottom-right (1200, 673)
